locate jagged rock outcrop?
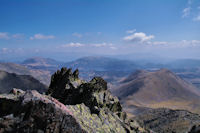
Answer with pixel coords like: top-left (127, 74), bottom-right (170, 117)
top-left (47, 68), bottom-right (83, 102)
top-left (47, 68), bottom-right (122, 114)
top-left (46, 67), bottom-right (145, 132)
top-left (0, 68), bottom-right (146, 133)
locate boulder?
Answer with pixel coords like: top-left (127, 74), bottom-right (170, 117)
top-left (0, 89), bottom-right (86, 133)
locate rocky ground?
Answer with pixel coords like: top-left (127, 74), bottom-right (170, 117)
top-left (0, 68), bottom-right (145, 133)
top-left (0, 67), bottom-right (200, 133)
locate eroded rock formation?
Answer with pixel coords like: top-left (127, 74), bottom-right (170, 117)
top-left (0, 67), bottom-right (145, 133)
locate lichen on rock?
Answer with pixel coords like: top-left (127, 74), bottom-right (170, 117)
top-left (0, 89), bottom-right (86, 133)
top-left (46, 67), bottom-right (146, 133)
top-left (0, 68), bottom-right (147, 133)
top-left (47, 68), bottom-right (123, 115)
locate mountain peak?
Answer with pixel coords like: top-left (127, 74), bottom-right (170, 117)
top-left (114, 68), bottom-right (200, 115)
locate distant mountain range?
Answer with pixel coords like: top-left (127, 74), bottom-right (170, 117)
top-left (64, 56), bottom-right (139, 82)
top-left (22, 57), bottom-right (63, 71)
top-left (0, 70), bottom-right (47, 93)
top-left (1, 56), bottom-right (200, 90)
top-left (65, 56), bottom-right (138, 71)
top-left (1, 57), bottom-right (200, 132)
top-left (112, 69), bottom-right (200, 116)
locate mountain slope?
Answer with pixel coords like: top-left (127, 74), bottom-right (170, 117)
top-left (113, 69), bottom-right (200, 115)
top-left (0, 62), bottom-right (51, 85)
top-left (0, 70), bottom-right (47, 93)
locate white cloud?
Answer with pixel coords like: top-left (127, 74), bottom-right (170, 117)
top-left (1, 48), bottom-right (12, 53)
top-left (152, 41), bottom-right (168, 45)
top-left (156, 40), bottom-right (200, 47)
top-left (0, 32), bottom-right (26, 40)
top-left (94, 43), bottom-right (107, 47)
top-left (30, 34), bottom-right (55, 40)
top-left (182, 40), bottom-right (200, 46)
top-left (0, 48), bottom-right (25, 55)
top-left (110, 46), bottom-right (117, 50)
top-left (126, 29), bottom-right (136, 34)
top-left (72, 33), bottom-right (82, 38)
top-left (59, 42), bottom-right (116, 49)
top-left (0, 32), bottom-right (9, 39)
top-left (193, 14), bottom-right (200, 21)
top-left (61, 42), bottom-right (84, 47)
top-left (2, 48), bottom-right (8, 52)
top-left (123, 32), bottom-right (155, 43)
top-left (163, 40), bottom-right (200, 48)
top-left (93, 42), bottom-right (113, 47)
top-left (191, 40), bottom-right (200, 44)
top-left (181, 0), bottom-right (200, 21)
top-left (182, 7), bottom-right (191, 18)
top-left (12, 33), bottom-right (24, 39)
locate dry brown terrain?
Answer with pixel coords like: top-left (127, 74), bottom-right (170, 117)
top-left (113, 69), bottom-right (200, 115)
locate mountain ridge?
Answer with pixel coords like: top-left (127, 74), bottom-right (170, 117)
top-left (0, 70), bottom-right (47, 93)
top-left (113, 69), bottom-right (200, 115)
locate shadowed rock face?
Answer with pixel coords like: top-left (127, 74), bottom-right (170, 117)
top-left (0, 68), bottom-right (146, 133)
top-left (47, 67), bottom-right (122, 114)
top-left (47, 68), bottom-right (81, 101)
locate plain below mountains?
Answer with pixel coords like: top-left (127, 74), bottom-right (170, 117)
top-left (112, 69), bottom-right (200, 116)
top-left (0, 70), bottom-right (47, 93)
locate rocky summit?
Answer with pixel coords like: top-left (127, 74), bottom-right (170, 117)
top-left (0, 67), bottom-right (145, 133)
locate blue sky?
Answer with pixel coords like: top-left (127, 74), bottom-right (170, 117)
top-left (0, 0), bottom-right (200, 61)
